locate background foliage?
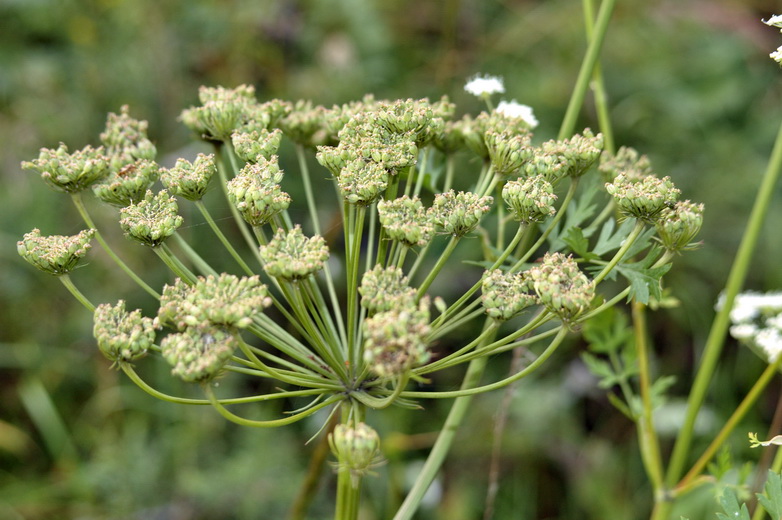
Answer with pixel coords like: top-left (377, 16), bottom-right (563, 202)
top-left (2, 0), bottom-right (782, 518)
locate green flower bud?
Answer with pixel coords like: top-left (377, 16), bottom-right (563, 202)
top-left (17, 228), bottom-right (95, 276)
top-left (329, 422), bottom-right (382, 488)
top-left (359, 264), bottom-right (417, 314)
top-left (598, 146), bottom-right (653, 182)
top-left (519, 153), bottom-right (569, 183)
top-left (377, 195), bottom-right (434, 247)
top-left (481, 269), bottom-right (538, 321)
top-left (93, 300), bottom-right (155, 366)
top-left (338, 160), bottom-right (389, 205)
top-left (485, 130), bottom-right (534, 176)
top-left (156, 275), bottom-right (271, 331)
top-left (363, 298), bottom-right (431, 378)
top-left (160, 325), bottom-right (237, 383)
top-left (231, 128), bottom-right (283, 163)
top-left (92, 158), bottom-right (160, 207)
top-left (22, 143), bottom-right (109, 193)
top-left (119, 189), bottom-right (183, 247)
top-left (502, 175), bottom-right (557, 223)
top-left (226, 157), bottom-right (291, 226)
top-left (315, 144), bottom-right (357, 177)
top-left (429, 190), bottom-right (493, 237)
top-left (655, 200), bottom-right (704, 252)
top-left (100, 105), bottom-right (157, 170)
top-left (528, 252), bottom-right (594, 323)
top-left (160, 153), bottom-right (216, 201)
top-left (180, 84), bottom-right (258, 141)
top-left (260, 225), bottom-right (330, 280)
top-left (605, 173), bottom-right (681, 222)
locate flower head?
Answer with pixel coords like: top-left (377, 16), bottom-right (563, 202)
top-left (329, 422), bottom-right (383, 488)
top-left (599, 146), bottom-right (653, 182)
top-left (338, 160), bottom-right (389, 205)
top-left (496, 100), bottom-right (539, 129)
top-left (92, 158), bottom-right (160, 207)
top-left (429, 190), bottom-right (493, 237)
top-left (605, 173), bottom-right (680, 222)
top-left (655, 200), bottom-right (704, 252)
top-left (119, 189), bottom-right (183, 247)
top-left (502, 175), bottom-right (558, 223)
top-left (226, 157), bottom-right (291, 226)
top-left (100, 105), bottom-right (157, 171)
top-left (485, 130), bottom-right (534, 176)
top-left (232, 128), bottom-right (283, 163)
top-left (93, 300), bottom-right (155, 366)
top-left (481, 269), bottom-right (538, 321)
top-left (464, 74), bottom-right (505, 98)
top-left (18, 228), bottom-right (95, 276)
top-left (377, 195), bottom-right (434, 247)
top-left (528, 252), bottom-right (594, 324)
top-left (359, 265), bottom-right (417, 314)
top-left (180, 84), bottom-right (259, 141)
top-left (771, 45), bottom-right (782, 65)
top-left (764, 15), bottom-right (782, 29)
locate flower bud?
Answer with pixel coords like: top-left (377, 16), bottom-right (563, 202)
top-left (17, 228), bottom-right (95, 276)
top-left (260, 225), bottom-right (330, 280)
top-left (119, 189), bottom-right (183, 247)
top-left (93, 300), bottom-right (155, 365)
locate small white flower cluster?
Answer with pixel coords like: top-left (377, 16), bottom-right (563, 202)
top-left (719, 291), bottom-right (782, 362)
top-left (464, 74), bottom-right (539, 128)
top-left (763, 15), bottom-right (782, 65)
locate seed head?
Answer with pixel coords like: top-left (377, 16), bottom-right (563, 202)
top-left (118, 190), bottom-right (183, 247)
top-left (92, 158), bottom-right (160, 207)
top-left (528, 252), bottom-right (594, 324)
top-left (481, 269), bottom-right (538, 321)
top-left (655, 200), bottom-right (704, 252)
top-left (100, 105), bottom-right (157, 171)
top-left (377, 195), bottom-right (434, 247)
top-left (429, 190), bottom-right (493, 237)
top-left (93, 300), bottom-right (155, 366)
top-left (22, 143), bottom-right (109, 193)
top-left (359, 264), bottom-right (417, 314)
top-left (161, 325), bottom-right (237, 383)
top-left (160, 153), bottom-right (217, 202)
top-left (180, 84), bottom-right (259, 141)
top-left (231, 128), bottom-right (283, 163)
top-left (338, 159), bottom-right (389, 205)
top-left (539, 129), bottom-right (604, 178)
top-left (260, 225), bottom-right (330, 280)
top-left (605, 173), bottom-right (680, 222)
top-left (363, 298), bottom-right (431, 378)
top-left (226, 157), bottom-right (291, 226)
top-left (17, 228), bottom-right (95, 276)
top-left (598, 146), bottom-right (653, 182)
top-left (485, 130), bottom-right (534, 176)
top-left (329, 422), bottom-right (383, 488)
top-left (278, 100), bottom-right (328, 147)
top-left (502, 174), bottom-right (557, 224)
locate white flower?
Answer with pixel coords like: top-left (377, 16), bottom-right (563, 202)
top-left (464, 74), bottom-right (505, 97)
top-left (496, 100), bottom-right (539, 128)
top-left (771, 45), bottom-right (782, 64)
top-left (730, 323), bottom-right (758, 341)
top-left (763, 15), bottom-right (782, 29)
top-left (756, 328), bottom-right (782, 362)
top-left (768, 314), bottom-right (782, 330)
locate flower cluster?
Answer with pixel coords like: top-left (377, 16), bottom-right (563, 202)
top-left (93, 300), bottom-right (156, 366)
top-left (22, 144), bottom-right (109, 193)
top-left (764, 15), bottom-right (782, 64)
top-left (226, 157), bottom-right (291, 226)
top-left (260, 225), bottom-right (330, 280)
top-left (363, 298), bottom-right (431, 378)
top-left (723, 291), bottom-right (782, 362)
top-left (161, 154), bottom-right (217, 202)
top-left (17, 228), bottom-right (96, 276)
top-left (119, 189), bottom-right (183, 247)
top-left (528, 253), bottom-right (595, 324)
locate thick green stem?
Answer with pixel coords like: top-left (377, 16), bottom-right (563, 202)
top-left (558, 0), bottom-right (618, 140)
top-left (663, 117), bottom-right (782, 493)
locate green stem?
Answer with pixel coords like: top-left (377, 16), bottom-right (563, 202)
top-left (171, 232), bottom-right (218, 276)
top-left (203, 384), bottom-right (343, 427)
top-left (346, 204), bottom-right (366, 371)
top-left (296, 143), bottom-right (322, 235)
top-left (70, 192), bottom-right (160, 299)
top-left (194, 200), bottom-right (254, 276)
top-left (415, 235), bottom-right (460, 300)
top-left (58, 274), bottom-right (95, 312)
top-left (663, 117), bottom-right (782, 492)
top-left (582, 0), bottom-right (615, 155)
top-left (558, 0), bottom-right (618, 140)
top-left (153, 244), bottom-right (198, 284)
top-left (675, 356), bottom-right (782, 494)
top-left (592, 219), bottom-right (644, 285)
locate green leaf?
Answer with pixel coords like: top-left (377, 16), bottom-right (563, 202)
top-left (716, 488), bottom-right (751, 520)
top-left (562, 227), bottom-right (599, 261)
top-left (548, 183), bottom-right (600, 251)
top-left (615, 259), bottom-right (672, 305)
top-left (757, 470), bottom-right (782, 520)
top-left (581, 352), bottom-right (617, 388)
top-left (582, 306), bottom-right (633, 355)
top-left (593, 218), bottom-right (635, 255)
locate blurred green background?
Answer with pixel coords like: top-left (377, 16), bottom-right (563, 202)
top-left (3, 0), bottom-right (782, 518)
